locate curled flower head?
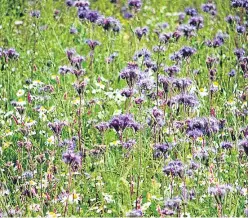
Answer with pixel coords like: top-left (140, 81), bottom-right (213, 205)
top-left (85, 39), bottom-right (101, 50)
top-left (188, 16), bottom-right (204, 30)
top-left (73, 80), bottom-right (87, 95)
top-left (62, 150), bottom-right (81, 171)
top-left (163, 160), bottom-right (184, 177)
top-left (201, 3), bottom-right (217, 15)
top-left (187, 117), bottom-right (219, 136)
top-left (178, 24), bottom-right (196, 37)
top-left (48, 120), bottom-right (66, 136)
top-left (109, 114), bottom-right (140, 135)
top-left (97, 16), bottom-right (122, 32)
top-left (164, 65), bottom-right (180, 77)
top-left (208, 184), bottom-right (232, 198)
top-left (120, 63), bottom-right (139, 87)
top-left (122, 139), bottom-right (136, 149)
top-left (184, 7), bottom-right (198, 16)
top-left (154, 143), bottom-right (171, 158)
top-left (133, 48), bottom-right (151, 61)
top-left (95, 122), bottom-right (109, 132)
top-left (135, 26), bottom-right (149, 40)
top-left (128, 0), bottom-right (142, 11)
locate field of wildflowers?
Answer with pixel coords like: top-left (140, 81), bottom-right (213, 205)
top-left (0, 0), bottom-right (248, 217)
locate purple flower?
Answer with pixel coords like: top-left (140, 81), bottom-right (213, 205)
top-left (153, 45), bottom-right (166, 53)
top-left (159, 75), bottom-right (171, 93)
top-left (121, 88), bottom-right (133, 98)
top-left (126, 209), bottom-right (143, 217)
top-left (238, 138), bottom-right (248, 155)
top-left (164, 65), bottom-right (180, 77)
top-left (120, 63), bottom-right (139, 87)
top-left (4, 48), bottom-right (19, 60)
top-left (208, 184), bottom-right (232, 198)
top-left (109, 114), bottom-right (140, 135)
top-left (106, 52), bottom-right (118, 63)
top-left (48, 120), bottom-right (66, 136)
top-left (70, 26), bottom-right (78, 34)
top-left (201, 3), bottom-right (217, 15)
top-left (66, 0), bottom-right (74, 7)
top-left (135, 26), bottom-right (149, 40)
top-left (85, 39), bottom-right (101, 50)
top-left (236, 25), bottom-right (246, 34)
top-left (188, 16), bottom-right (204, 30)
top-left (147, 107), bottom-right (165, 127)
top-left (95, 122), bottom-right (109, 132)
top-left (178, 24), bottom-right (196, 37)
top-left (234, 48), bottom-right (245, 59)
top-left (165, 196), bottom-right (182, 210)
top-left (187, 129), bottom-right (203, 139)
top-left (228, 69), bottom-right (236, 77)
top-left (187, 117), bottom-right (219, 136)
top-left (73, 80), bottom-right (87, 95)
top-left (163, 160), bottom-right (184, 177)
top-left (185, 7), bottom-right (198, 16)
top-left (221, 141), bottom-right (233, 149)
top-left (74, 0), bottom-right (90, 9)
top-left (159, 32), bottom-right (172, 43)
top-left (179, 46), bottom-right (196, 58)
top-left (97, 16), bottom-right (122, 32)
top-left (231, 0), bottom-right (248, 8)
top-left (30, 10), bottom-right (40, 18)
top-left (59, 66), bottom-right (73, 75)
top-left (62, 150), bottom-right (81, 170)
top-left (178, 12), bottom-right (186, 23)
top-left (122, 139), bottom-right (136, 149)
top-left (133, 48), bottom-right (151, 61)
top-left (171, 77), bottom-right (192, 90)
top-left (170, 93), bottom-right (199, 107)
top-left (85, 10), bottom-right (101, 23)
top-left (154, 143), bottom-right (171, 158)
top-left (60, 137), bottom-right (78, 150)
top-left (128, 0), bottom-right (142, 11)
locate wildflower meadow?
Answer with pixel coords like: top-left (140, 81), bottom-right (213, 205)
top-left (0, 0), bottom-right (248, 217)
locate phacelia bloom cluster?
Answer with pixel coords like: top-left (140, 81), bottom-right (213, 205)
top-left (170, 46), bottom-right (196, 62)
top-left (231, 0), bottom-right (248, 9)
top-left (133, 48), bottom-right (151, 61)
top-left (85, 39), bottom-right (101, 50)
top-left (48, 120), bottom-right (66, 136)
top-left (95, 122), bottom-right (109, 132)
top-left (170, 93), bottom-right (199, 108)
top-left (178, 24), bottom-right (196, 37)
top-left (62, 150), bottom-right (81, 171)
top-left (109, 114), bottom-right (140, 135)
top-left (97, 16), bottom-right (122, 32)
top-left (187, 117), bottom-right (220, 137)
top-left (135, 26), bottom-right (149, 40)
top-left (184, 7), bottom-right (198, 16)
top-left (154, 143), bottom-right (171, 158)
top-left (206, 32), bottom-right (228, 48)
top-left (30, 10), bottom-right (40, 18)
top-left (163, 160), bottom-right (184, 177)
top-left (188, 16), bottom-right (204, 30)
top-left (0, 48), bottom-right (19, 61)
top-left (171, 77), bottom-right (192, 90)
top-left (159, 32), bottom-right (172, 43)
top-left (147, 107), bottom-right (165, 127)
top-left (164, 65), bottom-right (180, 77)
top-left (122, 139), bottom-right (136, 149)
top-left (201, 3), bottom-right (217, 15)
top-left (208, 184), bottom-right (232, 198)
top-left (120, 62), bottom-right (139, 87)
top-left (128, 0), bottom-right (142, 11)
